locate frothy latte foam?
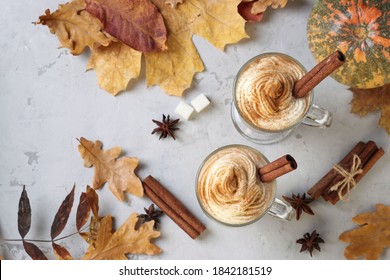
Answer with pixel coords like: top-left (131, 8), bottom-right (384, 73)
top-left (197, 146), bottom-right (275, 225)
top-left (235, 54), bottom-right (310, 131)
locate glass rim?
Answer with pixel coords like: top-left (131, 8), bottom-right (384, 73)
top-left (232, 52), bottom-right (314, 134)
top-left (195, 144), bottom-right (277, 227)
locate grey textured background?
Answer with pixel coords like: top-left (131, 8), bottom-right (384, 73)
top-left (0, 0), bottom-right (389, 259)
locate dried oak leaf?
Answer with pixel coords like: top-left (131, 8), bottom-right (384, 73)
top-left (350, 84), bottom-right (390, 135)
top-left (144, 0), bottom-right (247, 96)
top-left (85, 0), bottom-right (167, 52)
top-left (82, 213), bottom-right (161, 260)
top-left (36, 0), bottom-right (112, 55)
top-left (241, 0), bottom-right (288, 14)
top-left (339, 204), bottom-right (390, 260)
top-left (77, 137), bottom-right (143, 201)
top-left (87, 41), bottom-right (142, 95)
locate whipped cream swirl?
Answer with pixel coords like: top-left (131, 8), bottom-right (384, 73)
top-left (235, 54), bottom-right (309, 131)
top-left (197, 146), bottom-right (275, 225)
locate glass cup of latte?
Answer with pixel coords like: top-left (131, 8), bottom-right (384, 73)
top-left (195, 145), bottom-right (294, 226)
top-left (231, 52), bottom-right (332, 144)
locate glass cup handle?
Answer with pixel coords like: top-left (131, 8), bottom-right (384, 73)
top-left (267, 198), bottom-right (295, 221)
top-left (302, 104), bottom-right (332, 128)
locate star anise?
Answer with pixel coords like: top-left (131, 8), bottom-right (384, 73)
top-left (296, 230), bottom-right (325, 257)
top-left (135, 204), bottom-right (164, 230)
top-left (282, 192), bottom-right (314, 220)
top-left (151, 114), bottom-right (180, 140)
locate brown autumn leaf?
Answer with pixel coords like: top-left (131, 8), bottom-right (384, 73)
top-left (18, 186), bottom-right (31, 239)
top-left (86, 185), bottom-right (99, 217)
top-left (82, 213), bottom-right (161, 260)
top-left (76, 192), bottom-right (91, 232)
top-left (85, 0), bottom-right (167, 52)
top-left (36, 0), bottom-right (112, 55)
top-left (350, 84), bottom-right (390, 134)
top-left (23, 241), bottom-right (48, 260)
top-left (77, 137), bottom-right (143, 201)
top-left (77, 186), bottom-right (99, 233)
top-left (87, 41), bottom-right (142, 95)
top-left (51, 185), bottom-right (75, 240)
top-left (52, 243), bottom-right (73, 260)
top-left (339, 204), bottom-right (390, 260)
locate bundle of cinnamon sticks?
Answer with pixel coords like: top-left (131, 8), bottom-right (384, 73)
top-left (308, 141), bottom-right (384, 204)
top-left (143, 175), bottom-right (206, 239)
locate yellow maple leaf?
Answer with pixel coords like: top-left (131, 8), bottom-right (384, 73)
top-left (83, 213), bottom-right (161, 260)
top-left (77, 137), bottom-right (143, 201)
top-left (145, 30), bottom-right (204, 96)
top-left (144, 0), bottom-right (247, 96)
top-left (350, 84), bottom-right (390, 134)
top-left (36, 0), bottom-right (112, 55)
top-left (87, 42), bottom-right (142, 95)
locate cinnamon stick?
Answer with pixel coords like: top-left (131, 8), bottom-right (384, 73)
top-left (307, 141), bottom-right (366, 199)
top-left (293, 50), bottom-right (346, 98)
top-left (143, 175), bottom-right (206, 239)
top-left (259, 154), bottom-right (297, 182)
top-left (324, 147), bottom-right (385, 204)
top-left (143, 184), bottom-right (199, 239)
top-left (355, 148), bottom-right (385, 183)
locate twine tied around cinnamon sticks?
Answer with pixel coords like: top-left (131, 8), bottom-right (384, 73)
top-left (330, 154), bottom-right (363, 201)
top-left (308, 140), bottom-right (385, 205)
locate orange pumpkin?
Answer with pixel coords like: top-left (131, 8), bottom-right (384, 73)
top-left (307, 0), bottom-right (390, 89)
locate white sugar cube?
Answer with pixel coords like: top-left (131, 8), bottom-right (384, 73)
top-left (191, 93), bottom-right (210, 113)
top-left (175, 101), bottom-right (194, 120)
